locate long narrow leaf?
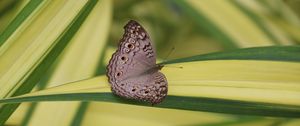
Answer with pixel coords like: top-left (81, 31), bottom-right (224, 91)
top-left (0, 0), bottom-right (44, 46)
top-left (22, 0), bottom-right (111, 126)
top-left (0, 0), bottom-right (97, 124)
top-left (173, 0), bottom-right (282, 47)
top-left (1, 46), bottom-right (300, 117)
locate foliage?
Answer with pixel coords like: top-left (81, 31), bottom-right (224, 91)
top-left (0, 0), bottom-right (300, 125)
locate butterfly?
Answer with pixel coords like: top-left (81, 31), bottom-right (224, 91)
top-left (106, 20), bottom-right (168, 104)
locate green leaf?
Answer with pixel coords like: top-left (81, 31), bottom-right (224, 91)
top-left (1, 46), bottom-right (300, 118)
top-left (0, 0), bottom-right (98, 125)
top-left (232, 1), bottom-right (286, 45)
top-left (22, 0), bottom-right (112, 125)
top-left (162, 46), bottom-right (300, 64)
top-left (0, 0), bottom-right (44, 46)
top-left (173, 0), bottom-right (286, 48)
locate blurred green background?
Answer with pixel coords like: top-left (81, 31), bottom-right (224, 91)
top-left (1, 0), bottom-right (300, 126)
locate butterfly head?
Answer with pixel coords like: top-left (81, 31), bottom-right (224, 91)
top-left (156, 64), bottom-right (164, 70)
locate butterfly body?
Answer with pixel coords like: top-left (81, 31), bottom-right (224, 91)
top-left (106, 20), bottom-right (168, 104)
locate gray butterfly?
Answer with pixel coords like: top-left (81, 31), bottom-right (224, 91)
top-left (106, 20), bottom-right (168, 104)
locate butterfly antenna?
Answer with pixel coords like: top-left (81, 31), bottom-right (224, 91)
top-left (162, 47), bottom-right (175, 63)
top-left (160, 47), bottom-right (183, 69)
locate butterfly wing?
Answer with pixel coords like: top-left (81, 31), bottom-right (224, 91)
top-left (107, 20), bottom-right (168, 104)
top-left (112, 72), bottom-right (168, 104)
top-left (107, 20), bottom-right (156, 81)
